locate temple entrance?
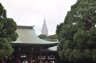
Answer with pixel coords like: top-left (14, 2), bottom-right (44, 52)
top-left (12, 53), bottom-right (57, 63)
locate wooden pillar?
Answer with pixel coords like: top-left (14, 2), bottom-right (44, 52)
top-left (15, 47), bottom-right (21, 63)
top-left (45, 52), bottom-right (48, 63)
top-left (39, 48), bottom-right (43, 63)
top-left (35, 55), bottom-right (39, 63)
top-left (13, 53), bottom-right (20, 63)
top-left (16, 58), bottom-right (20, 63)
top-left (28, 54), bottom-right (32, 63)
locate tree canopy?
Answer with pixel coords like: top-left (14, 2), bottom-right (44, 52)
top-left (0, 3), bottom-right (18, 60)
top-left (38, 34), bottom-right (57, 41)
top-left (56, 0), bottom-right (96, 62)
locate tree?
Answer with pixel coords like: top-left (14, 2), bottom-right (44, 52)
top-left (47, 34), bottom-right (57, 39)
top-left (38, 35), bottom-right (47, 39)
top-left (56, 0), bottom-right (96, 62)
top-left (0, 3), bottom-right (18, 61)
top-left (38, 34), bottom-right (58, 41)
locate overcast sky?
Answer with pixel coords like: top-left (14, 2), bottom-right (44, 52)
top-left (0, 0), bottom-right (77, 35)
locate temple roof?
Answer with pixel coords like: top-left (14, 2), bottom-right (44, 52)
top-left (13, 26), bottom-right (58, 45)
top-left (48, 46), bottom-right (57, 51)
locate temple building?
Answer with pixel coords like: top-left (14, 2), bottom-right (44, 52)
top-left (5, 26), bottom-right (59, 63)
top-left (41, 19), bottom-right (48, 36)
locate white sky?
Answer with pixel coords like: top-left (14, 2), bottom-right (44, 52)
top-left (0, 0), bottom-right (77, 35)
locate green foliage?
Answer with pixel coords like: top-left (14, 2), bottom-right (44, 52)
top-left (38, 35), bottom-right (47, 39)
top-left (0, 3), bottom-right (18, 60)
top-left (47, 34), bottom-right (57, 39)
top-left (56, 23), bottom-right (63, 40)
top-left (0, 38), bottom-right (13, 59)
top-left (56, 0), bottom-right (96, 62)
top-left (38, 34), bottom-right (57, 41)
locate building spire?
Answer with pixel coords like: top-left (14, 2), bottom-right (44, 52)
top-left (41, 18), bottom-right (48, 36)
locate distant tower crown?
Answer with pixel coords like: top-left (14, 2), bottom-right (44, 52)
top-left (41, 19), bottom-right (48, 36)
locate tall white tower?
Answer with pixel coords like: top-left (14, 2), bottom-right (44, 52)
top-left (41, 19), bottom-right (48, 36)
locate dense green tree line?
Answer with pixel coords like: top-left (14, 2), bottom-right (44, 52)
top-left (38, 34), bottom-right (57, 41)
top-left (0, 3), bottom-right (18, 61)
top-left (56, 0), bottom-right (96, 62)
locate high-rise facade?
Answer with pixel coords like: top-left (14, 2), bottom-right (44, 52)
top-left (41, 19), bottom-right (48, 36)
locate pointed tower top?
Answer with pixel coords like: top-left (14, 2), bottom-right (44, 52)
top-left (44, 18), bottom-right (46, 24)
top-left (41, 18), bottom-right (48, 36)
